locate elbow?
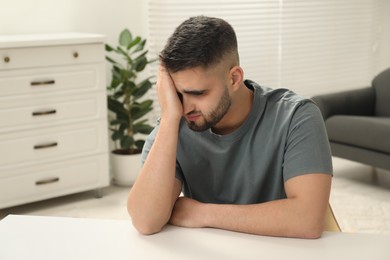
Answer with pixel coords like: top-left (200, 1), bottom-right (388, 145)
top-left (286, 214), bottom-right (325, 239)
top-left (291, 228), bottom-right (322, 239)
top-left (132, 219), bottom-right (164, 235)
top-left (296, 222), bottom-right (324, 239)
top-left (300, 228), bottom-right (323, 239)
top-left (127, 197), bottom-right (168, 235)
top-left (127, 204), bottom-right (165, 235)
top-left (133, 223), bottom-right (162, 236)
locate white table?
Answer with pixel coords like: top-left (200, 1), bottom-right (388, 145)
top-left (0, 215), bottom-right (389, 260)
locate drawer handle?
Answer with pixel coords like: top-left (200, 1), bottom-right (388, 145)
top-left (73, 52), bottom-right (79, 58)
top-left (34, 142), bottom-right (58, 150)
top-left (35, 177), bottom-right (60, 186)
top-left (4, 56), bottom-right (10, 63)
top-left (32, 109), bottom-right (57, 116)
top-left (30, 80), bottom-right (55, 86)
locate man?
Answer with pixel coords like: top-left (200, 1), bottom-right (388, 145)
top-left (127, 16), bottom-right (333, 239)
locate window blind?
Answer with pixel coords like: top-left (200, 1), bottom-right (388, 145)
top-left (146, 0), bottom-right (384, 118)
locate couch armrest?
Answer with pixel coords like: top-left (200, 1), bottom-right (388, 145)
top-left (311, 87), bottom-right (375, 120)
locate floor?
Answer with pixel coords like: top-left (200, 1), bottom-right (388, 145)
top-left (329, 158), bottom-right (390, 234)
top-left (1, 157), bottom-right (390, 234)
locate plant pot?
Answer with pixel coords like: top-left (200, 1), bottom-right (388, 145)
top-left (110, 152), bottom-right (142, 186)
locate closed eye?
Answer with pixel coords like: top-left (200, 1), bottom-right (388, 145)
top-left (183, 90), bottom-right (206, 96)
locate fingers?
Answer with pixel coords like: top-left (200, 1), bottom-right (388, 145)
top-left (157, 65), bottom-right (171, 88)
top-left (156, 64), bottom-right (183, 121)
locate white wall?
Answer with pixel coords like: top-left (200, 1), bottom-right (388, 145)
top-left (378, 0), bottom-right (390, 73)
top-left (0, 0), bottom-right (147, 47)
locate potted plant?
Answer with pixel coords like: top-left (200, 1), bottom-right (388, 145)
top-left (106, 29), bottom-right (156, 186)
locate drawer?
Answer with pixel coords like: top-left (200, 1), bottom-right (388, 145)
top-left (0, 121), bottom-right (108, 168)
top-left (0, 154), bottom-right (109, 209)
top-left (0, 43), bottom-right (104, 70)
top-left (0, 63), bottom-right (105, 97)
top-left (0, 93), bottom-right (107, 132)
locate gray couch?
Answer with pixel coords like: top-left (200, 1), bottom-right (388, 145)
top-left (312, 68), bottom-right (390, 171)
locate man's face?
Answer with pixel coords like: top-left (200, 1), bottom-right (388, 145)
top-left (170, 65), bottom-right (232, 132)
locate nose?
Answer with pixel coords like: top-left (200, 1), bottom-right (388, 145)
top-left (182, 95), bottom-right (195, 115)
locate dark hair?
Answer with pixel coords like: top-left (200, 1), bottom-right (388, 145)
top-left (160, 16), bottom-right (239, 73)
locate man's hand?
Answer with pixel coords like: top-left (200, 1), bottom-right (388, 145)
top-left (169, 197), bottom-right (207, 228)
top-left (157, 65), bottom-right (183, 121)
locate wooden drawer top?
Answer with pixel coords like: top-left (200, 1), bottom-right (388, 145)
top-left (0, 33), bottom-right (105, 49)
top-left (0, 43), bottom-right (105, 70)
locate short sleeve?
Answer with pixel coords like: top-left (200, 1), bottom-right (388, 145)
top-left (141, 126), bottom-right (157, 165)
top-left (282, 101), bottom-right (333, 181)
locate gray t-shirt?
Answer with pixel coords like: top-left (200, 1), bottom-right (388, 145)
top-left (142, 80), bottom-right (333, 204)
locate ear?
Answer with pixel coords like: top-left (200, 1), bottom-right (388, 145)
top-left (229, 66), bottom-right (244, 91)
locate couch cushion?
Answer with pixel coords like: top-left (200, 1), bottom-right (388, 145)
top-left (373, 68), bottom-right (390, 117)
top-left (326, 115), bottom-right (390, 154)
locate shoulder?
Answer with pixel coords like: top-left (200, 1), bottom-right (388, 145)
top-left (246, 80), bottom-right (319, 120)
top-left (245, 80), bottom-right (312, 106)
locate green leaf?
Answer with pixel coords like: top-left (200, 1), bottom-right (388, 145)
top-left (109, 79), bottom-right (121, 90)
top-left (134, 57), bottom-right (147, 72)
top-left (133, 80), bottom-right (152, 99)
top-left (119, 123), bottom-right (128, 133)
top-left (110, 119), bottom-right (128, 126)
top-left (112, 65), bottom-right (122, 76)
top-left (105, 56), bottom-right (118, 64)
top-left (120, 136), bottom-right (134, 150)
top-left (133, 124), bottom-right (154, 135)
top-left (147, 58), bottom-right (158, 65)
top-left (124, 81), bottom-right (137, 94)
top-left (127, 36), bottom-right (142, 50)
top-left (107, 98), bottom-right (128, 119)
top-left (111, 130), bottom-right (123, 141)
top-left (113, 64), bottom-right (124, 73)
top-left (132, 39), bottom-right (146, 53)
top-left (116, 46), bottom-right (131, 61)
top-left (131, 106), bottom-right (153, 121)
top-left (119, 29), bottom-right (132, 47)
top-left (133, 51), bottom-right (148, 66)
top-left (105, 44), bottom-right (115, 52)
top-left (134, 140), bottom-right (145, 150)
top-left (112, 90), bottom-right (124, 99)
top-left (139, 99), bottom-right (153, 110)
top-left (133, 119), bottom-right (148, 125)
top-left (134, 50), bottom-right (148, 59)
top-left (130, 105), bottom-right (141, 118)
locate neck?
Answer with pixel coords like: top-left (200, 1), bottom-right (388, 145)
top-left (212, 83), bottom-right (253, 135)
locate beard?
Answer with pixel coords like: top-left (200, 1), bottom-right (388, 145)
top-left (186, 87), bottom-right (232, 132)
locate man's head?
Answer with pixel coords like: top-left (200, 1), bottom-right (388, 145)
top-left (160, 16), bottom-right (239, 73)
top-left (160, 16), bottom-right (244, 133)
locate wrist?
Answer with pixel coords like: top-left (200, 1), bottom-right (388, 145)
top-left (197, 202), bottom-right (214, 228)
top-left (160, 114), bottom-right (182, 126)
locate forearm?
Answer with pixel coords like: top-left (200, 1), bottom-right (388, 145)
top-left (127, 118), bottom-right (180, 234)
top-left (170, 174), bottom-right (331, 239)
top-left (201, 199), bottom-right (325, 239)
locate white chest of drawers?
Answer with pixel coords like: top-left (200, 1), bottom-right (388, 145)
top-left (0, 33), bottom-right (109, 209)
